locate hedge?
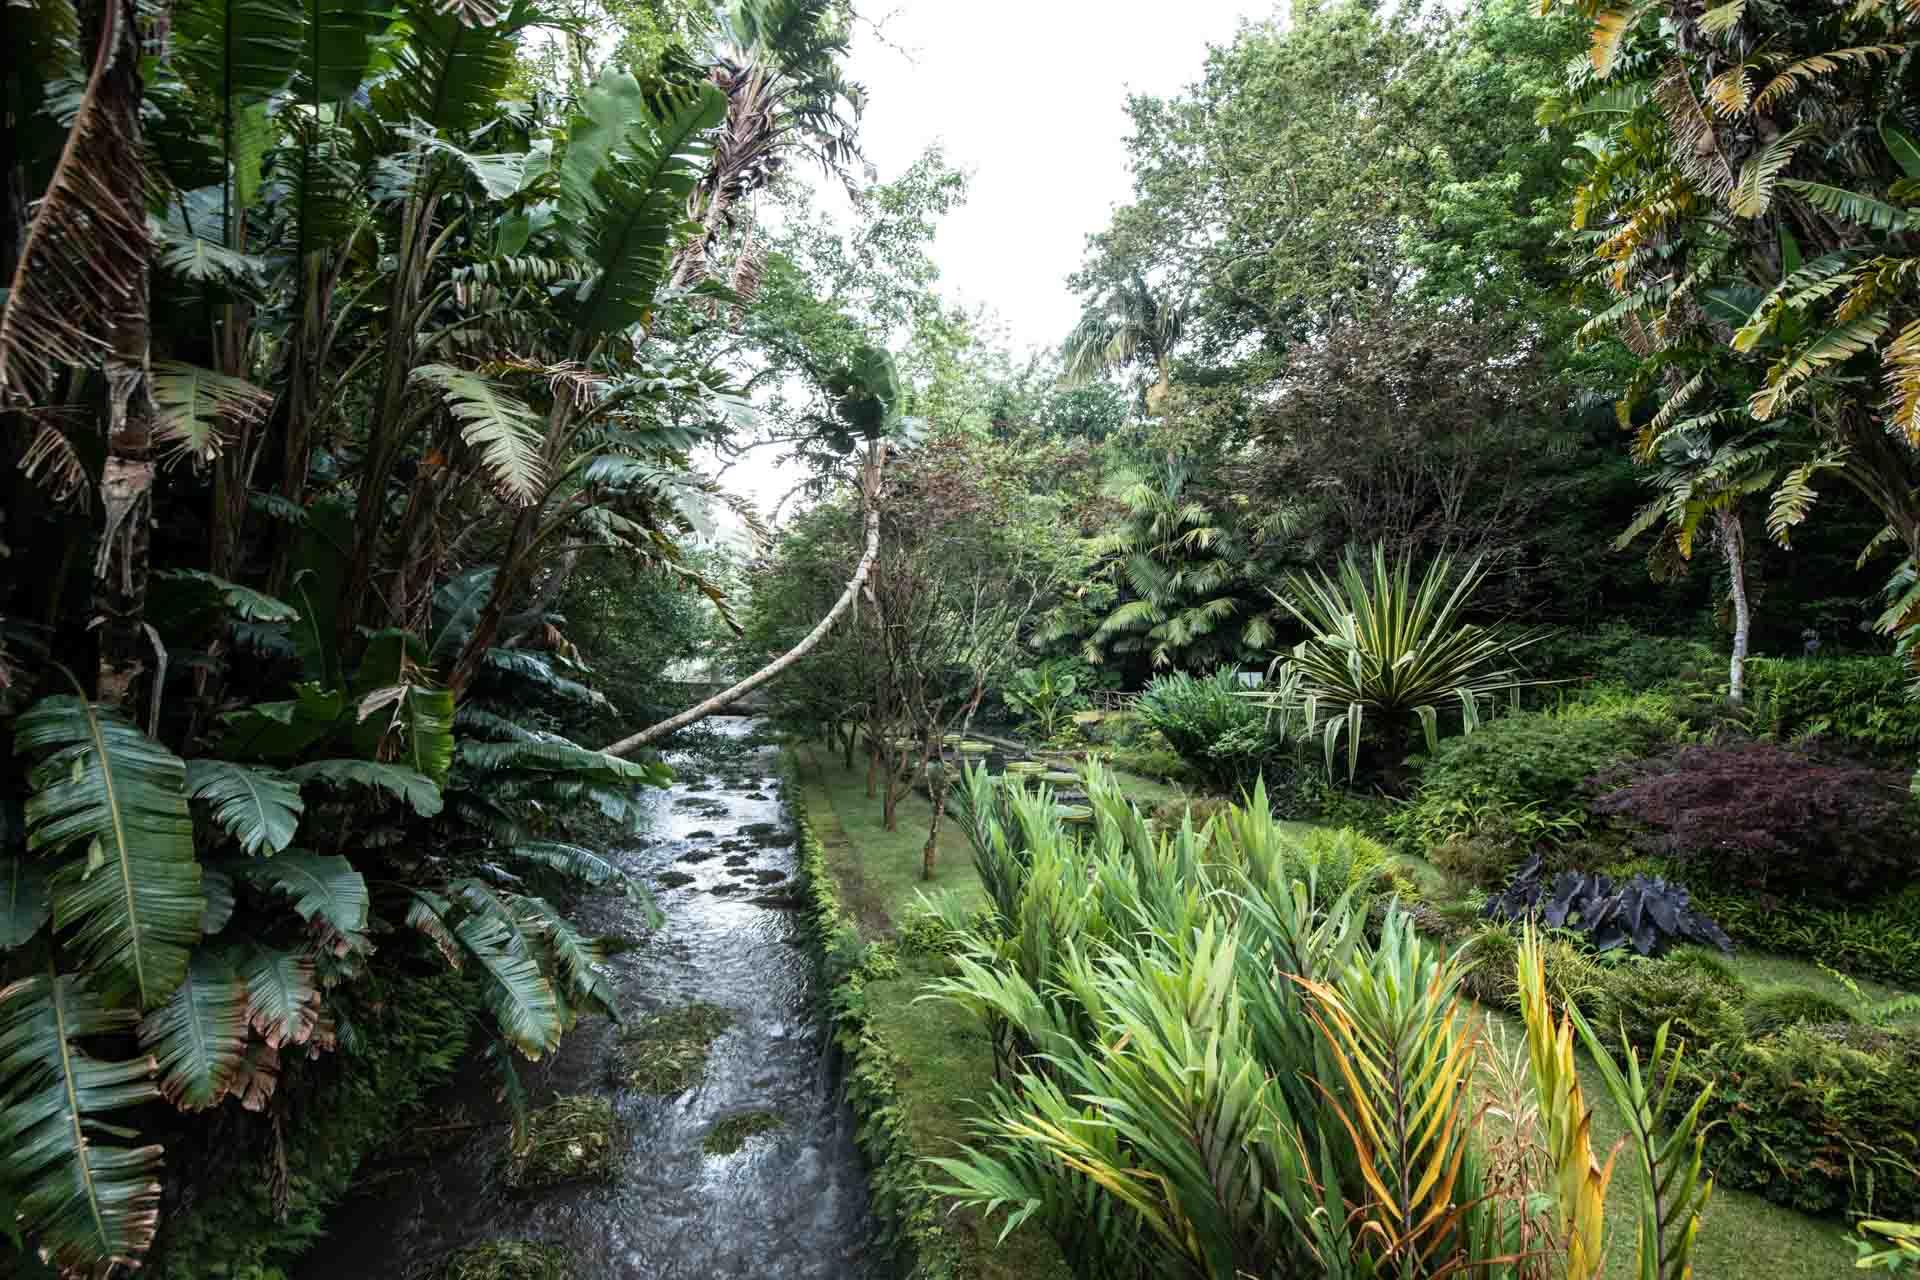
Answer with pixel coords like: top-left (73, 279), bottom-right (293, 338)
top-left (786, 763), bottom-right (966, 1280)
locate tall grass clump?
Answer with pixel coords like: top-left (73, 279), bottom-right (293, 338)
top-left (923, 762), bottom-right (1715, 1280)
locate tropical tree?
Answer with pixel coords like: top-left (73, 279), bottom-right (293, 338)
top-left (667, 0), bottom-right (866, 293)
top-left (1259, 546), bottom-right (1552, 780)
top-left (1613, 411), bottom-right (1781, 704)
top-left (1541, 0), bottom-right (1920, 673)
top-left (1079, 456), bottom-right (1263, 671)
top-left (0, 0), bottom-right (843, 1264)
top-left (1060, 271), bottom-right (1184, 413)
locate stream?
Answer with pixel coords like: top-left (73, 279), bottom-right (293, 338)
top-left (303, 718), bottom-right (878, 1278)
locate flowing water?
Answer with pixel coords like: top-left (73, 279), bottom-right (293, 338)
top-left (304, 718), bottom-right (877, 1278)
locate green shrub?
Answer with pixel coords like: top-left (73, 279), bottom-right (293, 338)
top-left (1135, 669), bottom-right (1292, 789)
top-left (1686, 883), bottom-right (1920, 988)
top-left (1748, 655), bottom-right (1920, 757)
top-left (1272, 773), bottom-right (1398, 840)
top-left (1674, 1026), bottom-right (1920, 1220)
top-left (1743, 986), bottom-right (1859, 1036)
top-left (1291, 827), bottom-right (1390, 902)
top-left (1396, 703), bottom-right (1675, 859)
top-left (1520, 625), bottom-right (1720, 694)
top-left (1592, 954), bottom-right (1746, 1056)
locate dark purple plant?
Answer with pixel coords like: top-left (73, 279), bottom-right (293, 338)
top-left (1486, 855), bottom-right (1733, 956)
top-left (1587, 741), bottom-right (1917, 898)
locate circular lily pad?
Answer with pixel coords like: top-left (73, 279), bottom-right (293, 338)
top-left (1041, 771), bottom-right (1080, 786)
top-left (957, 741), bottom-right (993, 755)
top-left (1057, 805), bottom-right (1093, 824)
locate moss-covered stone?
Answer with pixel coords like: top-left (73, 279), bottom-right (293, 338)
top-left (616, 1002), bottom-right (733, 1094)
top-left (504, 1096), bottom-right (619, 1189)
top-left (442, 1240), bottom-right (573, 1280)
top-left (702, 1110), bottom-right (782, 1155)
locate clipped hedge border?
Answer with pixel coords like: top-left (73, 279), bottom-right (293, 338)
top-left (784, 759), bottom-right (966, 1280)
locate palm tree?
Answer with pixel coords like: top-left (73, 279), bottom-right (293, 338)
top-left (1060, 271), bottom-right (1184, 413)
top-left (1085, 457), bottom-right (1262, 669)
top-left (668, 0), bottom-right (866, 291)
top-left (1614, 407), bottom-right (1782, 706)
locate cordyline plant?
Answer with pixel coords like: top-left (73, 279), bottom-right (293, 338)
top-left (1255, 546), bottom-right (1553, 780)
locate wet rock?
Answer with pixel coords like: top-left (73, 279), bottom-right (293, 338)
top-left (709, 882), bottom-right (744, 895)
top-left (744, 869), bottom-right (787, 885)
top-left (723, 854), bottom-right (752, 868)
top-left (654, 871), bottom-right (695, 890)
top-left (676, 850), bottom-right (717, 865)
top-left (749, 891), bottom-right (807, 911)
top-left (743, 792), bottom-right (771, 801)
top-left (685, 829), bottom-right (716, 840)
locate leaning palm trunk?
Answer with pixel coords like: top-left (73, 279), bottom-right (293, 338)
top-left (604, 442), bottom-right (885, 755)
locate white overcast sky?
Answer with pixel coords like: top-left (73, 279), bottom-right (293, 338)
top-left (707, 1), bottom-right (1262, 526)
top-left (836, 0), bottom-right (1260, 353)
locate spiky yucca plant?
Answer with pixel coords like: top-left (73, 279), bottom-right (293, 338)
top-left (1259, 545), bottom-right (1551, 779)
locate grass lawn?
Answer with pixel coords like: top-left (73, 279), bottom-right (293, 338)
top-left (797, 747), bottom-right (1861, 1280)
top-left (794, 745), bottom-right (1072, 1280)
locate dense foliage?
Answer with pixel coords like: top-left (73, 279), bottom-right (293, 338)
top-left (1484, 856), bottom-right (1733, 956)
top-left (922, 766), bottom-right (1715, 1280)
top-left (1590, 741), bottom-right (1920, 898)
top-left (1133, 669), bottom-right (1289, 789)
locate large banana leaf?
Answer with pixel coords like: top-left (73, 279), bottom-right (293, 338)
top-left (138, 949), bottom-right (249, 1109)
top-left (14, 696), bottom-right (203, 1010)
top-left (351, 629), bottom-right (456, 783)
top-left (428, 566), bottom-right (496, 669)
top-left (293, 0), bottom-right (383, 104)
top-left (373, 0), bottom-right (530, 136)
top-left (217, 681), bottom-right (347, 760)
top-left (432, 884), bottom-right (562, 1058)
top-left (285, 758), bottom-right (443, 816)
top-left (245, 853), bottom-right (370, 953)
top-left (0, 973), bottom-right (164, 1269)
top-left (0, 854), bottom-right (50, 948)
top-left (564, 79), bottom-right (724, 335)
top-left (185, 759), bottom-right (304, 856)
top-left (239, 945), bottom-right (320, 1047)
top-left (410, 363), bottom-right (546, 505)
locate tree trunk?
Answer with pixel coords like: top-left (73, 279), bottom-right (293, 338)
top-left (1719, 508), bottom-right (1751, 708)
top-left (96, 208), bottom-right (155, 710)
top-left (603, 443), bottom-right (886, 756)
